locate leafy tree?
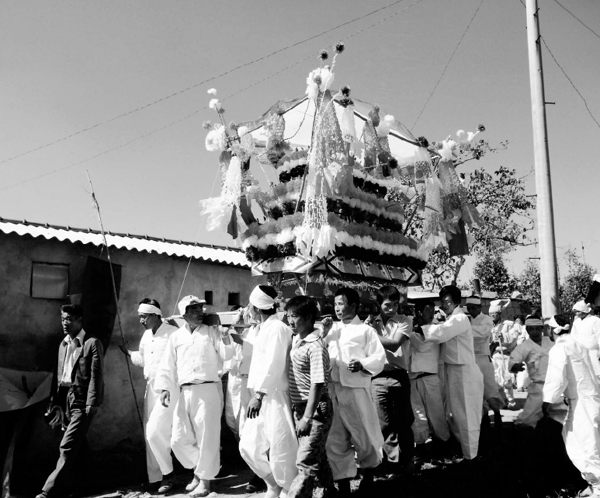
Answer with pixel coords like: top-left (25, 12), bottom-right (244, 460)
top-left (394, 157), bottom-right (536, 291)
top-left (472, 252), bottom-right (514, 295)
top-left (560, 249), bottom-right (596, 312)
top-left (515, 260), bottom-right (542, 312)
top-left (466, 166), bottom-right (536, 257)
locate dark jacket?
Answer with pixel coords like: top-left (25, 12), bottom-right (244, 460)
top-left (50, 331), bottom-right (104, 409)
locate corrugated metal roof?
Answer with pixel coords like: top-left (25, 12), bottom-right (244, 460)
top-left (0, 217), bottom-right (249, 268)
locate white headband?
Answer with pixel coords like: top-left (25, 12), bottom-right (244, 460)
top-left (138, 303), bottom-right (162, 316)
top-left (525, 317), bottom-right (544, 326)
top-left (178, 295), bottom-right (206, 315)
top-left (573, 300), bottom-right (591, 314)
top-left (249, 286), bottom-right (276, 310)
top-left (548, 316), bottom-right (570, 331)
top-left (466, 297), bottom-right (481, 305)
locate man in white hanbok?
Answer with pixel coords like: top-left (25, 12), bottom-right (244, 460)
top-left (154, 296), bottom-right (233, 497)
top-left (239, 285), bottom-right (298, 498)
top-left (466, 296), bottom-right (504, 428)
top-left (543, 314), bottom-right (600, 497)
top-left (489, 300), bottom-right (517, 407)
top-left (571, 300), bottom-right (600, 382)
top-left (417, 285), bottom-right (483, 460)
top-left (224, 308), bottom-right (266, 493)
top-left (322, 287), bottom-right (385, 496)
top-left (409, 300), bottom-right (450, 453)
top-left (123, 299), bottom-right (178, 493)
top-left (508, 316), bottom-right (555, 428)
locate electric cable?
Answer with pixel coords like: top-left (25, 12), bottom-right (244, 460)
top-left (0, 0), bottom-right (413, 167)
top-left (411, 0), bottom-right (486, 131)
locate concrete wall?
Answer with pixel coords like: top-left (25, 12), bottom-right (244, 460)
top-left (0, 231), bottom-right (264, 492)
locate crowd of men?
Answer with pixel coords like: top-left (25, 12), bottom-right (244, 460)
top-left (35, 276), bottom-right (600, 498)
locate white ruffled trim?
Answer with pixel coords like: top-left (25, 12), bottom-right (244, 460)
top-left (245, 226), bottom-right (423, 261)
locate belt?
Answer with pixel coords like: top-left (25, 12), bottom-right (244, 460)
top-left (411, 372), bottom-right (436, 380)
top-left (181, 381), bottom-right (216, 387)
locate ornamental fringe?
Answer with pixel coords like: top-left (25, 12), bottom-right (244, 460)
top-left (199, 156), bottom-right (247, 234)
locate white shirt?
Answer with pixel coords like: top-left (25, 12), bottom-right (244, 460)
top-left (154, 323), bottom-right (233, 392)
top-left (572, 315), bottom-right (600, 352)
top-left (508, 337), bottom-right (553, 384)
top-left (470, 313), bottom-right (494, 356)
top-left (372, 313), bottom-right (412, 370)
top-left (408, 329), bottom-right (440, 374)
top-left (130, 321), bottom-right (178, 382)
top-left (247, 316), bottom-right (293, 395)
top-left (60, 330), bottom-right (86, 385)
top-left (572, 315), bottom-right (600, 378)
top-left (543, 334), bottom-right (600, 403)
top-left (324, 316), bottom-right (386, 388)
top-left (423, 307), bottom-right (476, 365)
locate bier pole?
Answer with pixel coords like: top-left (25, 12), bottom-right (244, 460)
top-left (526, 0), bottom-right (560, 316)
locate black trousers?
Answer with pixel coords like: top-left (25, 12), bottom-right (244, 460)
top-left (42, 389), bottom-right (94, 497)
top-left (371, 368), bottom-right (415, 466)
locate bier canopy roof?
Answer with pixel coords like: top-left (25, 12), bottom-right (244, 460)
top-left (243, 94), bottom-right (422, 171)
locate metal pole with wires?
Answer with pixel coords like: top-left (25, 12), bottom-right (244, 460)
top-left (86, 171), bottom-right (144, 431)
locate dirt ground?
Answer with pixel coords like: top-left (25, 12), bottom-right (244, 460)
top-left (84, 391), bottom-right (587, 498)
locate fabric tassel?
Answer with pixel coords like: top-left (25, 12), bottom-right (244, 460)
top-left (339, 104), bottom-right (356, 143)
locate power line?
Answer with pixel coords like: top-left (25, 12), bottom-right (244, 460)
top-left (541, 36), bottom-right (600, 131)
top-left (0, 0), bottom-right (411, 167)
top-left (552, 0), bottom-right (600, 42)
top-left (411, 0), bottom-right (486, 131)
top-left (1, 0), bottom-right (427, 192)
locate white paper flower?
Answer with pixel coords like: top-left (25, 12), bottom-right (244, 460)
top-left (209, 98), bottom-right (221, 110)
top-left (237, 125), bottom-right (249, 137)
top-left (439, 139), bottom-right (458, 161)
top-left (207, 88), bottom-right (217, 96)
top-left (305, 67), bottom-right (335, 100)
top-left (205, 125), bottom-right (226, 152)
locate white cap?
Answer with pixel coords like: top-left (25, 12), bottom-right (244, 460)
top-left (178, 295), bottom-right (206, 315)
top-left (465, 296), bottom-right (481, 305)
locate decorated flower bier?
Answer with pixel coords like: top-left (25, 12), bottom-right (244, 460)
top-left (200, 45), bottom-right (484, 296)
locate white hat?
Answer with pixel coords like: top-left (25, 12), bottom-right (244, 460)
top-left (178, 295), bottom-right (206, 315)
top-left (572, 300), bottom-right (592, 314)
top-left (465, 296), bottom-right (481, 305)
top-left (510, 291), bottom-right (523, 300)
top-left (488, 299), bottom-right (506, 313)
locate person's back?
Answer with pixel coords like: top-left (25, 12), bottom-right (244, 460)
top-left (544, 314), bottom-right (600, 496)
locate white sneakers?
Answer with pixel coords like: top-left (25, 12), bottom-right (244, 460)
top-left (189, 478), bottom-right (210, 497)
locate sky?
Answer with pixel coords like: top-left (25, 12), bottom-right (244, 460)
top-left (1, 0), bottom-right (599, 284)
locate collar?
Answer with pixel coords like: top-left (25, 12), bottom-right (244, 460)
top-left (153, 321), bottom-right (172, 335)
top-left (184, 322), bottom-right (205, 333)
top-left (450, 307), bottom-right (465, 317)
top-left (297, 330), bottom-right (321, 344)
top-left (64, 330), bottom-right (86, 346)
top-left (376, 312), bottom-right (405, 324)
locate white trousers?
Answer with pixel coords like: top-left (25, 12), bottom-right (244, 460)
top-left (475, 355), bottom-right (504, 411)
top-left (225, 373), bottom-right (250, 440)
top-left (514, 382), bottom-right (544, 428)
top-left (444, 363), bottom-right (483, 460)
top-left (145, 381), bottom-right (176, 482)
top-left (564, 396), bottom-right (600, 486)
top-left (410, 374), bottom-right (450, 444)
top-left (171, 383), bottom-right (221, 479)
top-left (326, 382), bottom-right (383, 480)
top-left (239, 389), bottom-right (298, 490)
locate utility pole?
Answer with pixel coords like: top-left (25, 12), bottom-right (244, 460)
top-left (526, 0), bottom-right (560, 316)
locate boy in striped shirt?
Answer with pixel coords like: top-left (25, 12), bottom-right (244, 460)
top-left (286, 296), bottom-right (335, 498)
